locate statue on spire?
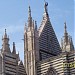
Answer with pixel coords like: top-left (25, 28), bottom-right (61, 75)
top-left (44, 1), bottom-right (48, 13)
top-left (43, 1), bottom-right (49, 19)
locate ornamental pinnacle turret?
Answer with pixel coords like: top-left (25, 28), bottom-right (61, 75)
top-left (28, 6), bottom-right (32, 31)
top-left (24, 6), bottom-right (39, 75)
top-left (61, 22), bottom-right (74, 52)
top-left (12, 42), bottom-right (16, 54)
top-left (0, 29), bottom-right (26, 75)
top-left (64, 22), bottom-right (68, 44)
top-left (2, 29), bottom-right (11, 53)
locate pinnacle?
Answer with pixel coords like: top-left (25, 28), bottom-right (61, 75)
top-left (12, 42), bottom-right (16, 54)
top-left (4, 29), bottom-right (7, 38)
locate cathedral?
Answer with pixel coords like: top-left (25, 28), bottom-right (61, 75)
top-left (0, 2), bottom-right (75, 75)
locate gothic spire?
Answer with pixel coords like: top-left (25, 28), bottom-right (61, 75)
top-left (12, 42), bottom-right (16, 54)
top-left (18, 51), bottom-right (20, 61)
top-left (64, 22), bottom-right (68, 44)
top-left (2, 29), bottom-right (10, 53)
top-left (61, 22), bottom-right (74, 52)
top-left (35, 21), bottom-right (37, 30)
top-left (64, 22), bottom-right (67, 34)
top-left (28, 6), bottom-right (32, 29)
top-left (70, 37), bottom-right (74, 50)
top-left (28, 6), bottom-right (31, 18)
top-left (4, 29), bottom-right (7, 38)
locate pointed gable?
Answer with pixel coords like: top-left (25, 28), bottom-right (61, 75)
top-left (38, 2), bottom-right (61, 60)
top-left (18, 61), bottom-right (27, 75)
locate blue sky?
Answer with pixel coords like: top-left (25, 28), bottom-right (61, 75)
top-left (0, 0), bottom-right (74, 62)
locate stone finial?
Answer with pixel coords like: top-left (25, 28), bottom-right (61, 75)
top-left (12, 42), bottom-right (16, 54)
top-left (44, 1), bottom-right (48, 13)
top-left (43, 1), bottom-right (49, 19)
top-left (64, 22), bottom-right (68, 44)
top-left (18, 51), bottom-right (20, 61)
top-left (28, 6), bottom-right (31, 18)
top-left (64, 22), bottom-right (67, 34)
top-left (4, 29), bottom-right (7, 38)
top-left (28, 6), bottom-right (32, 30)
top-left (2, 29), bottom-right (10, 53)
top-left (35, 21), bottom-right (37, 30)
